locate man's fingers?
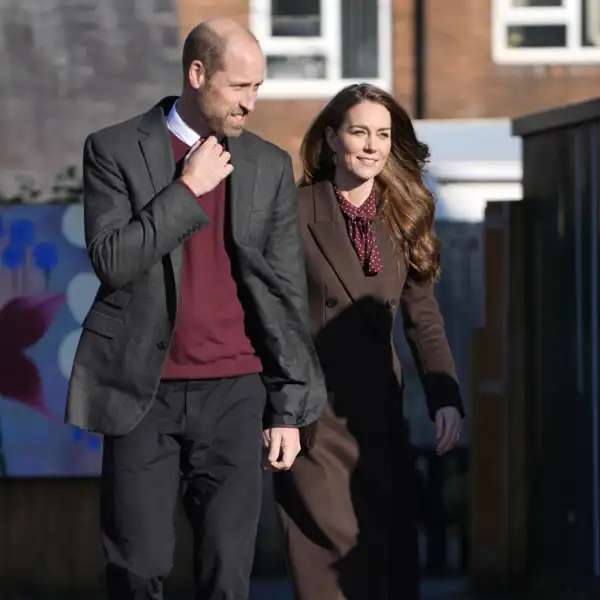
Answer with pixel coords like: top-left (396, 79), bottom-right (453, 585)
top-left (263, 428), bottom-right (301, 471)
top-left (267, 461), bottom-right (285, 471)
top-left (262, 430), bottom-right (271, 449)
top-left (203, 135), bottom-right (218, 149)
top-left (281, 444), bottom-right (300, 470)
top-left (267, 431), bottom-right (281, 464)
top-left (183, 139), bottom-right (201, 164)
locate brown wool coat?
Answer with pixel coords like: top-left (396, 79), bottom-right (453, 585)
top-left (274, 180), bottom-right (463, 600)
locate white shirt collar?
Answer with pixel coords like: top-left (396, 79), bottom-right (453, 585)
top-left (166, 100), bottom-right (200, 147)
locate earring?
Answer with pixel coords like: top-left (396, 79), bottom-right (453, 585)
top-left (332, 151), bottom-right (338, 165)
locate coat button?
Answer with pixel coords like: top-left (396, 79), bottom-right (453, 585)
top-left (325, 297), bottom-right (338, 308)
top-left (386, 298), bottom-right (397, 309)
top-left (156, 341), bottom-right (168, 350)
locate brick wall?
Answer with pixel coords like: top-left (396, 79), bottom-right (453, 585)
top-left (4, 0), bottom-right (600, 196)
top-left (178, 0), bottom-right (600, 125)
top-left (178, 0), bottom-right (327, 173)
top-left (178, 0), bottom-right (600, 167)
top-left (0, 0), bottom-right (182, 197)
top-left (424, 0), bottom-right (600, 119)
top-left (177, 0), bottom-right (411, 175)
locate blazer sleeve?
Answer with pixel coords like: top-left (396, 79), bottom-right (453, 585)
top-left (260, 154), bottom-right (327, 429)
top-left (83, 133), bottom-right (211, 288)
top-left (400, 273), bottom-right (465, 420)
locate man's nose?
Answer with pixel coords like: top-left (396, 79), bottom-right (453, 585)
top-left (241, 91), bottom-right (257, 113)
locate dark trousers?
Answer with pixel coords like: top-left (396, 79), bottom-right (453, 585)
top-left (101, 374), bottom-right (266, 600)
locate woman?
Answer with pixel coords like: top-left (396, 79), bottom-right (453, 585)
top-left (273, 84), bottom-right (465, 600)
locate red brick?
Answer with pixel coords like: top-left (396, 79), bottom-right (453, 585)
top-left (176, 0), bottom-right (600, 172)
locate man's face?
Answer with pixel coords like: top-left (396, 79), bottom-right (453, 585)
top-left (196, 39), bottom-right (265, 137)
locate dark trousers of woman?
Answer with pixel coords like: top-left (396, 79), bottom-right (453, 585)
top-left (100, 374), bottom-right (266, 600)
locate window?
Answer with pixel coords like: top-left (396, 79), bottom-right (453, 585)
top-left (493, 0), bottom-right (600, 63)
top-left (250, 0), bottom-right (393, 98)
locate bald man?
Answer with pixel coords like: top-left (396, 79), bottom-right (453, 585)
top-left (66, 19), bottom-right (326, 600)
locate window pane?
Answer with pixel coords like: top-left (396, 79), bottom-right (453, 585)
top-left (507, 24), bottom-right (566, 47)
top-left (511, 0), bottom-right (562, 6)
top-left (582, 0), bottom-right (600, 47)
top-left (271, 0), bottom-right (321, 37)
top-left (341, 0), bottom-right (379, 78)
top-left (266, 55), bottom-right (327, 79)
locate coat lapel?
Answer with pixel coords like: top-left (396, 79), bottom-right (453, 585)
top-left (227, 134), bottom-right (257, 246)
top-left (308, 180), bottom-right (403, 330)
top-left (373, 218), bottom-right (404, 302)
top-left (307, 181), bottom-right (371, 303)
top-left (308, 180), bottom-right (402, 302)
top-left (136, 97), bottom-right (183, 295)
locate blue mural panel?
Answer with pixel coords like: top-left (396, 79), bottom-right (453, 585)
top-left (0, 205), bottom-right (101, 476)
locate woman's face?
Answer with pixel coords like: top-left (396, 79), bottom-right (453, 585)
top-left (326, 100), bottom-right (392, 183)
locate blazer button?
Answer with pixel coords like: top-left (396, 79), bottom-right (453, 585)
top-left (156, 341), bottom-right (168, 350)
top-left (325, 297), bottom-right (338, 308)
top-left (386, 298), bottom-right (398, 309)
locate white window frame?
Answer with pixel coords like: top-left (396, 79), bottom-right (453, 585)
top-left (493, 0), bottom-right (600, 64)
top-left (250, 0), bottom-right (393, 99)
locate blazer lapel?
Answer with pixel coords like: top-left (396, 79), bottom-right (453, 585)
top-left (138, 98), bottom-right (177, 195)
top-left (227, 135), bottom-right (257, 246)
top-left (136, 97), bottom-right (183, 294)
top-left (307, 181), bottom-right (372, 303)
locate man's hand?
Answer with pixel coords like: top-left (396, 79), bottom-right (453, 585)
top-left (263, 427), bottom-right (301, 471)
top-left (435, 407), bottom-right (463, 456)
top-left (180, 136), bottom-right (234, 196)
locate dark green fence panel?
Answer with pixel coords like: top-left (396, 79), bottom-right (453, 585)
top-left (513, 99), bottom-right (600, 579)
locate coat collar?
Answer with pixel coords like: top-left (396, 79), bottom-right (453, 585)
top-left (307, 180), bottom-right (402, 306)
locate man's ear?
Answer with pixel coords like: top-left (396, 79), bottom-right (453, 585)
top-left (187, 59), bottom-right (206, 90)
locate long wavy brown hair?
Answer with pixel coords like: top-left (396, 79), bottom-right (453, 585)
top-left (300, 83), bottom-right (441, 282)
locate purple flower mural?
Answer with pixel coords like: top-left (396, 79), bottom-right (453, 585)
top-left (0, 205), bottom-right (101, 477)
top-left (0, 294), bottom-right (64, 415)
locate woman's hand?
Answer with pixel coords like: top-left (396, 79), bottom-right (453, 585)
top-left (435, 407), bottom-right (462, 455)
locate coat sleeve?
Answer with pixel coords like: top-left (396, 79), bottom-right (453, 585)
top-left (400, 273), bottom-right (465, 420)
top-left (260, 154), bottom-right (327, 429)
top-left (83, 133), bottom-right (211, 288)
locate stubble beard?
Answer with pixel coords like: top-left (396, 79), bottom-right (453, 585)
top-left (224, 122), bottom-right (244, 138)
top-left (197, 85), bottom-right (244, 138)
top-left (203, 104), bottom-right (244, 138)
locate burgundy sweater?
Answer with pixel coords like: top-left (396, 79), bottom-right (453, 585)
top-left (161, 133), bottom-right (262, 379)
